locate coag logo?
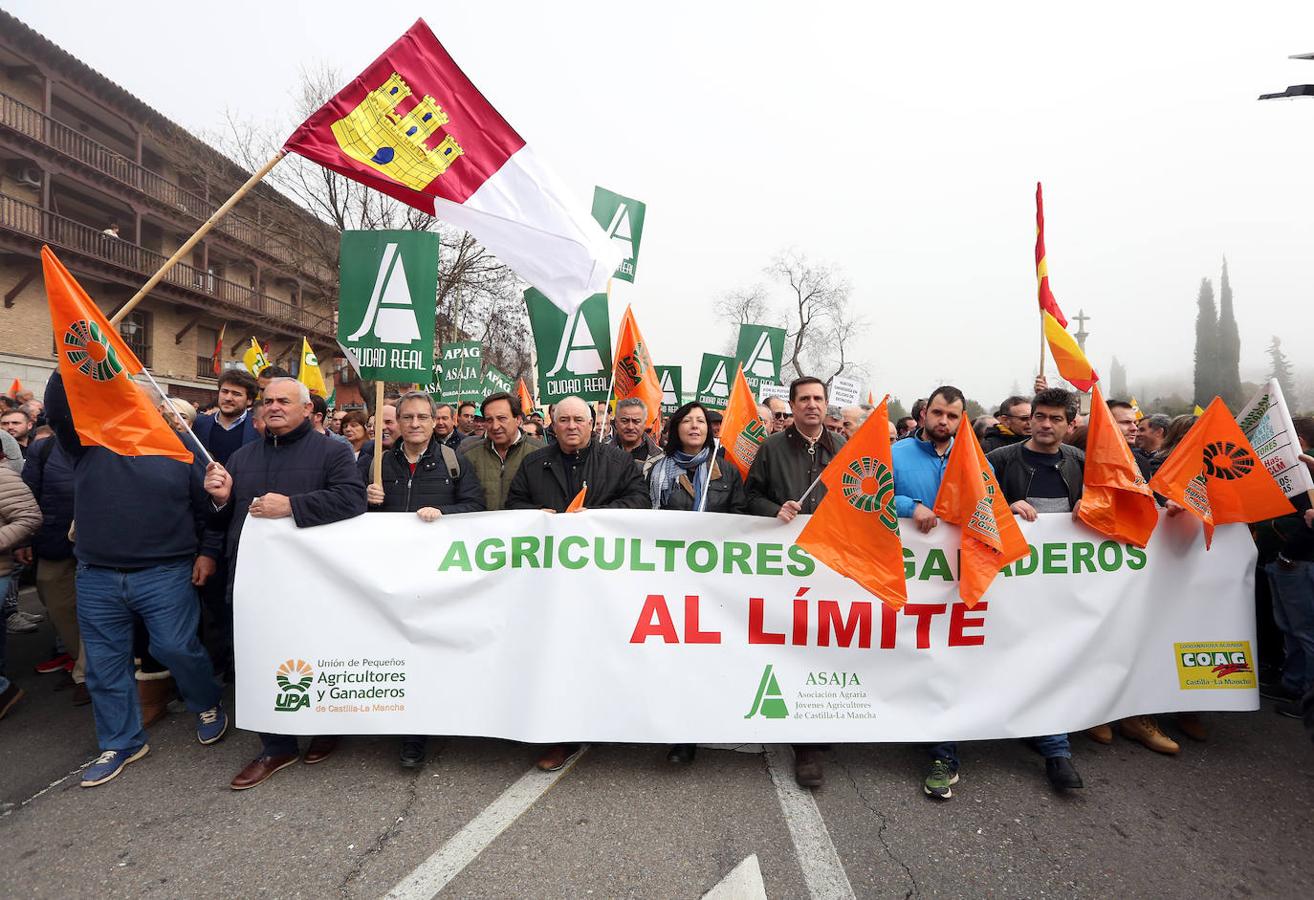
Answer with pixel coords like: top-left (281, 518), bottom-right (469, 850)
top-left (840, 457), bottom-right (898, 530)
top-left (1173, 641), bottom-right (1256, 690)
top-left (1202, 441), bottom-right (1255, 481)
top-left (64, 319), bottom-right (124, 382)
top-left (274, 658), bottom-right (314, 712)
top-left (744, 664), bottom-right (788, 719)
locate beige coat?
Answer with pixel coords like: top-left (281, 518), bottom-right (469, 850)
top-left (0, 464), bottom-right (40, 576)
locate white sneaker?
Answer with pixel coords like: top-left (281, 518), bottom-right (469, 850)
top-left (6, 613), bottom-right (37, 634)
top-left (16, 610), bottom-right (44, 624)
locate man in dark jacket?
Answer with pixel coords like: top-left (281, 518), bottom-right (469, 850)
top-left (605, 397), bottom-right (664, 468)
top-left (463, 392), bottom-right (545, 511)
top-left (365, 391), bottom-right (483, 769)
top-left (506, 396), bottom-right (648, 514)
top-left (18, 435), bottom-right (89, 704)
top-left (203, 377), bottom-right (366, 790)
top-left (743, 376), bottom-right (846, 789)
top-left (980, 395), bottom-right (1031, 454)
top-left (45, 373), bottom-right (229, 788)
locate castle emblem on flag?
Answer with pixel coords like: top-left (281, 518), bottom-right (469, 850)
top-left (330, 73), bottom-right (464, 191)
top-left (64, 319), bottom-right (123, 382)
top-left (840, 457), bottom-right (898, 531)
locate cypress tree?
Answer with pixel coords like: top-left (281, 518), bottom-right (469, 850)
top-left (1269, 336), bottom-right (1296, 407)
top-left (1193, 278), bottom-right (1219, 405)
top-left (1216, 259), bottom-right (1242, 408)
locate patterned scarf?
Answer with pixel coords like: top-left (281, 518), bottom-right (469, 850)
top-left (649, 447), bottom-right (711, 510)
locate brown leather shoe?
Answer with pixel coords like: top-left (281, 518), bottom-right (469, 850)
top-left (71, 682), bottom-right (92, 707)
top-left (794, 747), bottom-right (825, 788)
top-left (536, 743), bottom-right (581, 771)
top-left (230, 754), bottom-right (299, 790)
top-left (136, 673), bottom-right (174, 727)
top-left (1118, 716), bottom-right (1180, 754)
top-left (303, 736), bottom-right (340, 765)
top-left (1174, 712), bottom-right (1208, 742)
top-left (1086, 723), bottom-right (1114, 744)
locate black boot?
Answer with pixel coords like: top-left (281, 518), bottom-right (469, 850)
top-left (400, 736), bottom-right (427, 769)
top-left (1045, 756), bottom-right (1083, 790)
top-left (666, 744), bottom-right (696, 765)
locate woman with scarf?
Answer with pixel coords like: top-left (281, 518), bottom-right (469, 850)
top-left (647, 401), bottom-right (747, 765)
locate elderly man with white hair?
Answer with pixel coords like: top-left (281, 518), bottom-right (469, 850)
top-left (203, 377), bottom-right (367, 791)
top-left (840, 404), bottom-right (871, 439)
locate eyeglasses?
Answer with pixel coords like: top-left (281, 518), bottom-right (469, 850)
top-left (773, 412), bottom-right (790, 420)
top-left (399, 414), bottom-right (433, 423)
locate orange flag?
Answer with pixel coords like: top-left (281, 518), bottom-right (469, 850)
top-left (795, 396), bottom-right (908, 610)
top-left (1079, 385), bottom-right (1158, 547)
top-left (516, 377), bottom-right (536, 418)
top-left (720, 364), bottom-right (768, 478)
top-left (1149, 397), bottom-right (1294, 548)
top-left (7, 378), bottom-right (21, 398)
top-left (41, 247), bottom-right (193, 463)
top-left (565, 485), bottom-right (587, 512)
top-left (933, 419), bottom-right (1029, 606)
top-left (612, 305), bottom-right (663, 433)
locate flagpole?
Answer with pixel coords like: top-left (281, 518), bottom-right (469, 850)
top-left (372, 380), bottom-right (384, 489)
top-left (1038, 312), bottom-right (1047, 380)
top-left (796, 471), bottom-right (824, 509)
top-left (696, 439), bottom-right (719, 513)
top-left (597, 280), bottom-right (616, 442)
top-left (110, 150), bottom-right (286, 327)
top-left (137, 367), bottom-right (215, 467)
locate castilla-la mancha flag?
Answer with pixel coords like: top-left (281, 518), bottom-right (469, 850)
top-left (720, 363), bottom-right (767, 479)
top-left (796, 396), bottom-right (907, 610)
top-left (1149, 397), bottom-right (1294, 549)
top-left (1079, 384), bottom-right (1158, 547)
top-left (612, 306), bottom-right (662, 433)
top-left (933, 419), bottom-right (1029, 606)
top-left (283, 19), bottom-right (619, 313)
top-left (41, 247), bottom-right (192, 463)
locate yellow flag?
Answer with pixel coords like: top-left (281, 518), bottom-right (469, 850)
top-left (1193, 404), bottom-right (1205, 416)
top-left (298, 337), bottom-right (328, 397)
top-left (242, 337), bottom-right (270, 377)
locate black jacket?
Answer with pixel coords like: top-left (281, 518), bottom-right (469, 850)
top-left (214, 419), bottom-right (366, 556)
top-left (21, 437), bottom-right (75, 560)
top-left (985, 441), bottom-right (1085, 507)
top-left (649, 457), bottom-right (747, 514)
top-left (371, 438), bottom-right (485, 514)
top-left (744, 425), bottom-right (847, 517)
top-left (980, 426), bottom-right (1026, 454)
top-left (506, 440), bottom-right (649, 512)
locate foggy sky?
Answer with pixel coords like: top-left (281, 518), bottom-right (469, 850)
top-left (10, 1), bottom-right (1314, 409)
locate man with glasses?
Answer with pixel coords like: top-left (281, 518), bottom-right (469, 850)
top-left (365, 391), bottom-right (484, 769)
top-left (764, 396), bottom-right (791, 434)
top-left (981, 395), bottom-right (1032, 453)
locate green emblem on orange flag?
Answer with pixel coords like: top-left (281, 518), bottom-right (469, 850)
top-left (64, 320), bottom-right (124, 382)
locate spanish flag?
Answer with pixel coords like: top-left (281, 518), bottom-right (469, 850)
top-left (298, 337), bottom-right (328, 397)
top-left (1035, 183), bottom-right (1098, 392)
top-left (41, 247), bottom-right (193, 464)
top-left (516, 376), bottom-right (536, 418)
top-left (795, 396), bottom-right (908, 610)
top-left (721, 364), bottom-right (767, 479)
top-left (1035, 182), bottom-right (1068, 327)
top-left (933, 418), bottom-right (1029, 606)
top-left (1149, 397), bottom-right (1294, 548)
top-left (1079, 385), bottom-right (1158, 547)
top-left (612, 305), bottom-right (663, 433)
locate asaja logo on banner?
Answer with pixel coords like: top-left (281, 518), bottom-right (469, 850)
top-left (741, 330), bottom-right (779, 380)
top-left (347, 242), bottom-right (421, 349)
top-left (274, 658), bottom-right (314, 712)
top-left (701, 361), bottom-right (730, 400)
top-left (745, 664), bottom-right (788, 719)
top-left (547, 305), bottom-right (605, 378)
top-left (1174, 641), bottom-right (1256, 690)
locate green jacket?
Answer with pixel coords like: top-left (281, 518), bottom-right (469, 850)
top-left (460, 432), bottom-right (545, 511)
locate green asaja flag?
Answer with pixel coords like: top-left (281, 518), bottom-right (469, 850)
top-left (655, 365), bottom-right (683, 415)
top-left (734, 324), bottom-right (786, 397)
top-left (525, 287), bottom-right (612, 404)
top-left (437, 341), bottom-right (483, 404)
top-left (695, 353), bottom-right (733, 411)
top-left (481, 362), bottom-right (514, 398)
top-left (338, 231), bottom-right (438, 382)
top-left (591, 187), bottom-right (646, 284)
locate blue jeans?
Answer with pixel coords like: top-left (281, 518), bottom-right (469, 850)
top-left (0, 574), bottom-right (10, 695)
top-left (928, 742), bottom-right (959, 769)
top-left (1265, 561), bottom-right (1314, 694)
top-left (77, 560), bottom-right (220, 751)
top-left (928, 734), bottom-right (1069, 767)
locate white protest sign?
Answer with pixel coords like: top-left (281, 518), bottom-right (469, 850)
top-left (829, 376), bottom-right (860, 407)
top-left (1236, 378), bottom-right (1314, 499)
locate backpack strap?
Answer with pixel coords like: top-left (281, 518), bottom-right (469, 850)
top-left (438, 443), bottom-right (461, 479)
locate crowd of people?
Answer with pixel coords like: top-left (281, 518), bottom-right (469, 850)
top-left (0, 366), bottom-right (1310, 800)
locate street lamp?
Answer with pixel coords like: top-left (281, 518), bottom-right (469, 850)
top-left (1259, 53), bottom-right (1314, 100)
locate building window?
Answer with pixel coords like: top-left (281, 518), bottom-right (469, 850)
top-left (118, 311), bottom-right (151, 367)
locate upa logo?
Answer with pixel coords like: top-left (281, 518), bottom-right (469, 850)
top-left (744, 664), bottom-right (788, 719)
top-left (1174, 641), bottom-right (1256, 690)
top-left (274, 658), bottom-right (314, 712)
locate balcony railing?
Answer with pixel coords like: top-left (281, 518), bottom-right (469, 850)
top-left (0, 193), bottom-right (332, 335)
top-left (196, 356), bottom-right (218, 379)
top-left (0, 90), bottom-right (304, 268)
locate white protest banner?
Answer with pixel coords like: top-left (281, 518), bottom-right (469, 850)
top-left (1236, 378), bottom-right (1314, 499)
top-left (235, 510), bottom-right (1258, 742)
top-left (829, 375), bottom-right (860, 407)
top-left (758, 383), bottom-right (790, 403)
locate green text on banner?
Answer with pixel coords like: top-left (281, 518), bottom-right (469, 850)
top-left (437, 341), bottom-right (483, 403)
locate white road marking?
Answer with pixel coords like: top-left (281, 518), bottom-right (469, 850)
top-left (764, 745), bottom-right (856, 900)
top-left (703, 853), bottom-right (768, 900)
top-left (384, 746), bottom-right (589, 899)
top-left (1, 762), bottom-right (90, 818)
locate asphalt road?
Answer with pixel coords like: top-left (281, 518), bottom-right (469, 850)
top-left (2, 587), bottom-right (1312, 899)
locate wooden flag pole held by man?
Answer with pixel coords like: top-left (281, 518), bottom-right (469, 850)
top-left (109, 152), bottom-right (286, 327)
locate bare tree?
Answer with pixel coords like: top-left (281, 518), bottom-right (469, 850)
top-left (766, 249), bottom-right (866, 382)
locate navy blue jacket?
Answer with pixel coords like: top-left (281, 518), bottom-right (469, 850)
top-left (371, 438), bottom-right (485, 514)
top-left (21, 436), bottom-right (75, 560)
top-left (44, 372), bottom-right (220, 568)
top-left (192, 411), bottom-right (260, 465)
top-left (213, 419), bottom-right (366, 557)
